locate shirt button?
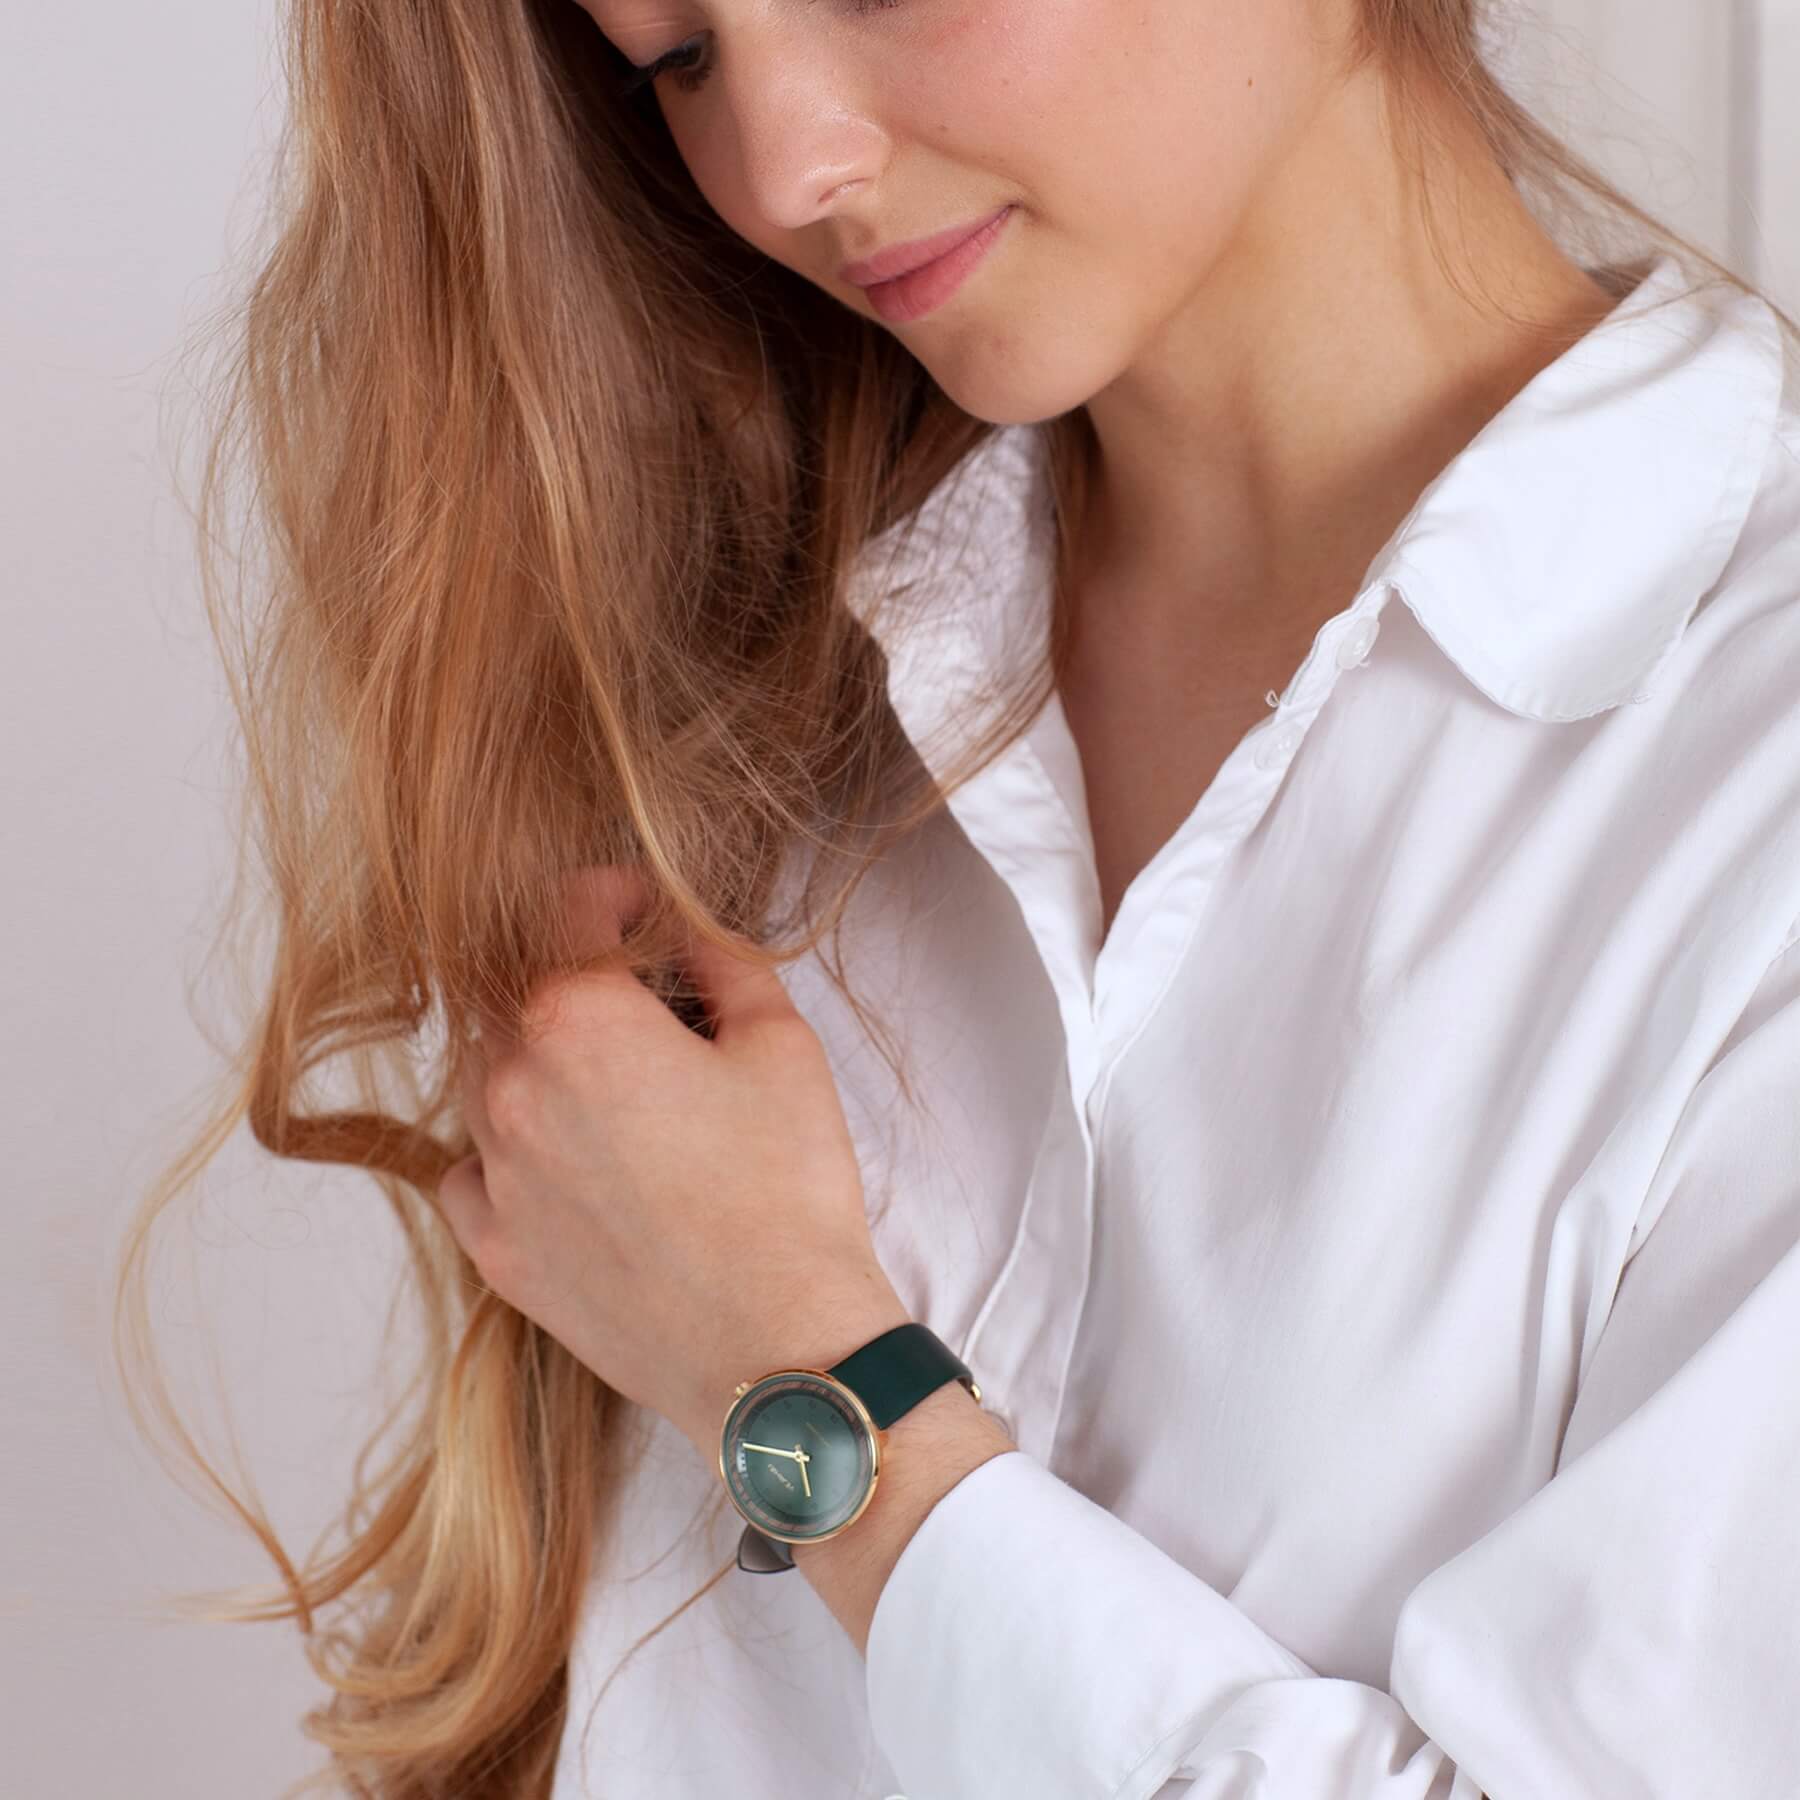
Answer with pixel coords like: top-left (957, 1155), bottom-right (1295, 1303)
top-left (1253, 718), bottom-right (1304, 771)
top-left (1335, 614), bottom-right (1381, 668)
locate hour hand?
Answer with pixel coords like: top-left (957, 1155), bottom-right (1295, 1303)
top-left (741, 1441), bottom-right (812, 1497)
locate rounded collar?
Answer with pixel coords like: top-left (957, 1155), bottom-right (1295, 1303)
top-left (848, 252), bottom-right (1791, 731)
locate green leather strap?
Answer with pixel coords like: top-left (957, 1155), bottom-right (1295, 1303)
top-left (827, 1321), bottom-right (978, 1427)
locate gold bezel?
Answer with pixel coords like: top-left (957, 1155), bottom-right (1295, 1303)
top-left (717, 1367), bottom-right (883, 1547)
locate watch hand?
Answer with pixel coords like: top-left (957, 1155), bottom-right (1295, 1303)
top-left (741, 1442), bottom-right (802, 1459)
top-left (795, 1445), bottom-right (811, 1498)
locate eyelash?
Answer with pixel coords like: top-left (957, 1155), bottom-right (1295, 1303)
top-left (614, 0), bottom-right (903, 99)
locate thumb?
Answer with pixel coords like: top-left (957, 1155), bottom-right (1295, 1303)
top-left (555, 861), bottom-right (651, 962)
top-left (679, 919), bottom-right (796, 1047)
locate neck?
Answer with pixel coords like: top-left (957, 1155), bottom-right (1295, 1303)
top-left (1067, 61), bottom-right (1623, 640)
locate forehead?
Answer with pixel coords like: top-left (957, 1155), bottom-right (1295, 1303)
top-left (571, 0), bottom-right (686, 59)
top-left (577, 0), bottom-right (694, 28)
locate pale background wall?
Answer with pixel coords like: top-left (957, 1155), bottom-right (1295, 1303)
top-left (5, 3), bottom-right (1795, 1792)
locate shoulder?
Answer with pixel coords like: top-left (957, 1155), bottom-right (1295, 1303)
top-left (1640, 370), bottom-right (1800, 943)
top-left (1670, 374), bottom-right (1800, 715)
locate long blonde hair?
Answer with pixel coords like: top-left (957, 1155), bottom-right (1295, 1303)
top-left (117, 2), bottom-right (1800, 1793)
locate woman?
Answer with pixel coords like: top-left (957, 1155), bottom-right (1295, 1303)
top-left (121, 0), bottom-right (1800, 1794)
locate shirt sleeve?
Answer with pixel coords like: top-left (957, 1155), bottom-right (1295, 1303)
top-left (863, 924), bottom-right (1800, 1800)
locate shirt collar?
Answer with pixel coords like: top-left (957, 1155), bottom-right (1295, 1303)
top-left (847, 251), bottom-right (1789, 735)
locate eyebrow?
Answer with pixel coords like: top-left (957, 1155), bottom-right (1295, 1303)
top-left (574, 2), bottom-right (664, 85)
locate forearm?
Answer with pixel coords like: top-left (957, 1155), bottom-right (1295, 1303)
top-left (791, 1377), bottom-right (1018, 1657)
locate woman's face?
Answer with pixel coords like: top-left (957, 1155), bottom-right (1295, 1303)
top-left (577, 0), bottom-right (1351, 422)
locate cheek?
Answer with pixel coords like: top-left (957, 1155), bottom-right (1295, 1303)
top-left (1008, 0), bottom-right (1326, 256)
top-left (914, 0), bottom-right (1110, 170)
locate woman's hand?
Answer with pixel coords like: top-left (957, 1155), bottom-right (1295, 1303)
top-left (435, 862), bottom-right (911, 1456)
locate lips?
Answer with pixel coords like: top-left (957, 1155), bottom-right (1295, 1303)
top-left (839, 204), bottom-right (1015, 289)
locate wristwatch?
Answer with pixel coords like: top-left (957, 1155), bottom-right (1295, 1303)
top-left (718, 1320), bottom-right (982, 1574)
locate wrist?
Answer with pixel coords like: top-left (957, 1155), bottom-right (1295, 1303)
top-left (685, 1288), bottom-right (915, 1458)
top-left (789, 1374), bottom-right (1015, 1656)
top-left (793, 1377), bottom-right (1004, 1553)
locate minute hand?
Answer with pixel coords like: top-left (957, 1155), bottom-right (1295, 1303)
top-left (743, 1440), bottom-right (813, 1497)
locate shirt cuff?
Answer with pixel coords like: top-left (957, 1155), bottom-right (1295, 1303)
top-left (864, 1448), bottom-right (1318, 1798)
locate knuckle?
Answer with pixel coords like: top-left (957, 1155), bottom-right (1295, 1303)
top-left (520, 968), bottom-right (617, 1050)
top-left (471, 1231), bottom-right (516, 1292)
top-left (482, 1058), bottom-right (539, 1138)
top-left (765, 1014), bottom-right (826, 1071)
top-left (753, 1009), bottom-right (816, 1054)
top-left (449, 1199), bottom-right (499, 1272)
top-left (517, 971), bottom-right (580, 1038)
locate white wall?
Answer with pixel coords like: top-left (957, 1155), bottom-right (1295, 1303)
top-left (1501, 0), bottom-right (1800, 298)
top-left (6, 3), bottom-right (1793, 1793)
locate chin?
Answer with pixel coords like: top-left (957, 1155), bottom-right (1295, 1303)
top-left (919, 331), bottom-right (1118, 432)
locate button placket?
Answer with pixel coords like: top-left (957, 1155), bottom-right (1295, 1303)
top-left (956, 1070), bottom-right (1096, 1465)
top-left (1251, 600), bottom-right (1386, 771)
top-left (1252, 715), bottom-right (1307, 771)
top-left (961, 585), bottom-right (1396, 1458)
top-left (1335, 611), bottom-right (1381, 668)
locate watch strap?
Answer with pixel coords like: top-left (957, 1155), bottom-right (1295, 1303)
top-left (735, 1524), bottom-right (799, 1573)
top-left (826, 1321), bottom-right (978, 1429)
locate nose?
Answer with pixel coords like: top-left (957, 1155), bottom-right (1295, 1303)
top-left (717, 35), bottom-right (887, 237)
top-left (738, 110), bottom-right (884, 237)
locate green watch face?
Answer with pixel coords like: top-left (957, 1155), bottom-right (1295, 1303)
top-left (720, 1371), bottom-right (878, 1546)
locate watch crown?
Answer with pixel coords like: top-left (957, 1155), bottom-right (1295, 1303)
top-left (734, 1382), bottom-right (749, 1397)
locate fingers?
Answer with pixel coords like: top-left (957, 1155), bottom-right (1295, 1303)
top-left (435, 1150), bottom-right (493, 1261)
top-left (556, 862), bottom-right (651, 964)
top-left (679, 919), bottom-right (795, 1046)
top-left (512, 858), bottom-right (792, 1052)
top-left (459, 1043), bottom-right (496, 1150)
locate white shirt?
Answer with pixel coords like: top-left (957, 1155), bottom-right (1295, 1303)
top-left (551, 251), bottom-right (1800, 1799)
